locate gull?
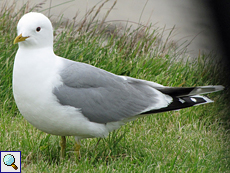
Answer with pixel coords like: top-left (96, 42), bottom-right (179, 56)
top-left (13, 12), bottom-right (224, 158)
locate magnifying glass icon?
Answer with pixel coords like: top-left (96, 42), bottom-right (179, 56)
top-left (3, 154), bottom-right (18, 170)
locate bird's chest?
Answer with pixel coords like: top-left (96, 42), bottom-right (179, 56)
top-left (12, 53), bottom-right (62, 114)
top-left (13, 60), bottom-right (51, 100)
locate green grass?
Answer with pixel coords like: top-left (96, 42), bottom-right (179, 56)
top-left (0, 1), bottom-right (230, 172)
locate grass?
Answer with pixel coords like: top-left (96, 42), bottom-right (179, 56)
top-left (0, 1), bottom-right (230, 172)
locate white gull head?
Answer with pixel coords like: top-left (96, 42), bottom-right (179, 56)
top-left (15, 12), bottom-right (53, 49)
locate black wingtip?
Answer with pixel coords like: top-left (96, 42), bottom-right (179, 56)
top-left (141, 95), bottom-right (212, 115)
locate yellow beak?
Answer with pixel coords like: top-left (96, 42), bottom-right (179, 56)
top-left (14, 34), bottom-right (29, 44)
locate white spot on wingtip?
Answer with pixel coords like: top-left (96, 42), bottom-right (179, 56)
top-left (179, 98), bottom-right (185, 103)
top-left (191, 98), bottom-right (197, 102)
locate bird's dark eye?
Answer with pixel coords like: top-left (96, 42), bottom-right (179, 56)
top-left (36, 27), bottom-right (41, 32)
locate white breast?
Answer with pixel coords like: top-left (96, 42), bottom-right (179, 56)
top-left (13, 48), bottom-right (110, 138)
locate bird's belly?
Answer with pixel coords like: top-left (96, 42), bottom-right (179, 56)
top-left (13, 82), bottom-right (109, 138)
top-left (12, 58), bottom-right (109, 138)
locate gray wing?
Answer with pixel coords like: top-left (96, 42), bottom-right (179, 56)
top-left (53, 58), bottom-right (163, 123)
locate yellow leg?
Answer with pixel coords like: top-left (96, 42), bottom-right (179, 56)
top-left (60, 136), bottom-right (66, 158)
top-left (74, 138), bottom-right (81, 159)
